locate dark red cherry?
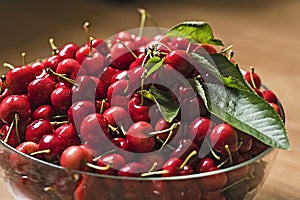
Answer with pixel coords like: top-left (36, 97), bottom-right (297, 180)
top-left (25, 119), bottom-right (53, 143)
top-left (54, 123), bottom-right (81, 149)
top-left (102, 106), bottom-right (132, 131)
top-left (244, 68), bottom-right (261, 89)
top-left (58, 43), bottom-right (80, 60)
top-left (262, 89), bottom-right (278, 104)
top-left (37, 134), bottom-right (64, 161)
top-left (31, 105), bottom-right (53, 121)
top-left (51, 87), bottom-right (72, 114)
top-left (30, 61), bottom-right (45, 76)
top-left (118, 162), bottom-right (148, 177)
top-left (95, 153), bottom-right (126, 175)
top-left (43, 55), bottom-right (62, 71)
top-left (67, 100), bottom-right (95, 127)
top-left (110, 41), bottom-right (137, 70)
top-left (188, 117), bottom-right (215, 145)
top-left (126, 121), bottom-right (155, 153)
top-left (55, 58), bottom-right (81, 85)
top-left (86, 38), bottom-right (109, 56)
top-left (128, 94), bottom-right (153, 123)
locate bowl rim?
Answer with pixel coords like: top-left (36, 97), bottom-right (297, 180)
top-left (0, 139), bottom-right (275, 181)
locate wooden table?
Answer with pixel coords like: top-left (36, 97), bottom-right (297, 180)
top-left (0, 0), bottom-right (299, 199)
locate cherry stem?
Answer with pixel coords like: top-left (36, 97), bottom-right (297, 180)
top-left (156, 137), bottom-right (175, 151)
top-left (83, 21), bottom-right (90, 44)
top-left (88, 36), bottom-right (94, 57)
top-left (141, 169), bottom-right (168, 177)
top-left (50, 121), bottom-right (69, 126)
top-left (14, 114), bottom-right (21, 144)
top-left (117, 39), bottom-right (137, 59)
top-left (137, 8), bottom-right (147, 37)
top-left (99, 99), bottom-right (107, 114)
top-left (149, 122), bottom-right (180, 136)
top-left (217, 158), bottom-right (229, 168)
top-left (250, 66), bottom-right (257, 89)
top-left (49, 38), bottom-right (59, 55)
top-left (86, 162), bottom-right (111, 171)
top-left (220, 175), bottom-right (250, 193)
top-left (225, 144), bottom-right (233, 164)
top-left (148, 162), bottom-right (158, 173)
top-left (46, 68), bottom-right (78, 87)
top-left (21, 52), bottom-right (26, 65)
top-left (179, 150), bottom-right (197, 170)
top-left (30, 149), bottom-right (51, 156)
top-left (92, 149), bottom-right (116, 162)
top-left (108, 124), bottom-right (120, 135)
top-left (3, 63), bottom-right (15, 70)
top-left (205, 140), bottom-right (221, 160)
top-left (221, 45), bottom-right (233, 54)
top-left (3, 118), bottom-right (15, 144)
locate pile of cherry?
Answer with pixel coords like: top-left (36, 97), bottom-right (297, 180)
top-left (0, 28), bottom-right (283, 199)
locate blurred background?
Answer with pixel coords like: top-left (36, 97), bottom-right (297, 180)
top-left (0, 0), bottom-right (299, 199)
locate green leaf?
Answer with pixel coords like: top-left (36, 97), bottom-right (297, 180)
top-left (144, 56), bottom-right (164, 78)
top-left (203, 82), bottom-right (290, 149)
top-left (149, 85), bottom-right (180, 123)
top-left (167, 21), bottom-right (223, 46)
top-left (188, 78), bottom-right (208, 108)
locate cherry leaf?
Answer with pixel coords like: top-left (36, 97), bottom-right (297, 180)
top-left (167, 21), bottom-right (223, 46)
top-left (203, 82), bottom-right (289, 149)
top-left (144, 56), bottom-right (164, 78)
top-left (149, 85), bottom-right (180, 123)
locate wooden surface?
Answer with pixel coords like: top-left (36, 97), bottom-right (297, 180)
top-left (0, 0), bottom-right (299, 199)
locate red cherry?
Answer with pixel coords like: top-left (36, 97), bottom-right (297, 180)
top-left (110, 41), bottom-right (137, 70)
top-left (51, 87), bottom-right (72, 114)
top-left (210, 123), bottom-right (239, 156)
top-left (71, 75), bottom-right (97, 102)
top-left (55, 58), bottom-right (81, 85)
top-left (111, 31), bottom-right (133, 45)
top-left (31, 105), bottom-right (53, 121)
top-left (244, 68), bottom-right (261, 89)
top-left (106, 79), bottom-right (130, 108)
top-left (161, 157), bottom-right (183, 177)
top-left (139, 152), bottom-right (166, 171)
top-left (86, 38), bottom-right (109, 56)
top-left (188, 117), bottom-right (216, 145)
top-left (100, 66), bottom-right (121, 90)
top-left (95, 153), bottom-right (126, 175)
top-left (164, 50), bottom-right (194, 78)
top-left (75, 46), bottom-right (105, 76)
top-left (30, 61), bottom-right (45, 76)
top-left (102, 106), bottom-right (132, 131)
top-left (79, 113), bottom-right (110, 152)
top-left (43, 54), bottom-right (62, 71)
top-left (25, 119), bottom-right (53, 143)
top-left (126, 121), bottom-right (156, 153)
top-left (0, 124), bottom-right (21, 147)
top-left (269, 102), bottom-right (283, 119)
top-left (37, 134), bottom-right (64, 161)
top-left (237, 131), bottom-right (253, 153)
top-left (54, 123), bottom-right (81, 149)
top-left (118, 162), bottom-right (148, 177)
top-left (111, 137), bottom-right (135, 161)
top-left (262, 89), bottom-right (278, 104)
top-left (58, 43), bottom-right (80, 60)
top-left (5, 65), bottom-right (35, 94)
top-left (170, 37), bottom-right (190, 50)
top-left (128, 94), bottom-right (153, 123)
top-left (192, 44), bottom-right (217, 55)
top-left (0, 95), bottom-right (31, 124)
top-left (67, 100), bottom-right (95, 127)
top-left (60, 145), bottom-right (93, 171)
top-left (199, 165), bottom-right (228, 191)
top-left (27, 77), bottom-right (56, 106)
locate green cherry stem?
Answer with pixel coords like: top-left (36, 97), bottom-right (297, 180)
top-left (250, 66), bottom-right (257, 89)
top-left (86, 161), bottom-right (112, 171)
top-left (225, 144), bottom-right (233, 164)
top-left (3, 118), bottom-right (15, 144)
top-left (179, 150), bottom-right (197, 170)
top-left (30, 149), bottom-right (51, 156)
top-left (46, 68), bottom-right (78, 87)
top-left (49, 38), bottom-right (59, 55)
top-left (14, 113), bottom-right (21, 144)
top-left (3, 63), bottom-right (15, 70)
top-left (137, 8), bottom-right (147, 37)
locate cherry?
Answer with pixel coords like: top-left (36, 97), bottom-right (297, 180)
top-left (269, 102), bottom-right (283, 119)
top-left (31, 105), bottom-right (53, 121)
top-left (195, 157), bottom-right (216, 173)
top-left (118, 162), bottom-right (148, 177)
top-left (139, 152), bottom-right (166, 171)
top-left (106, 79), bottom-right (130, 108)
top-left (169, 139), bottom-right (199, 162)
top-left (181, 96), bottom-right (208, 121)
top-left (75, 45), bottom-right (105, 76)
top-left (95, 99), bottom-right (110, 114)
top-left (58, 43), bottom-right (80, 60)
top-left (126, 121), bottom-right (156, 153)
top-left (55, 58), bottom-right (81, 86)
top-left (0, 124), bottom-right (21, 147)
top-left (85, 38), bottom-right (109, 56)
top-left (262, 89), bottom-right (278, 104)
top-left (79, 113), bottom-right (110, 152)
top-left (210, 123), bottom-right (239, 157)
top-left (192, 44), bottom-right (217, 55)
top-left (110, 40), bottom-right (137, 70)
top-left (237, 131), bottom-right (253, 153)
top-left (111, 31), bottom-right (133, 45)
top-left (5, 65), bottom-right (35, 94)
top-left (128, 93), bottom-right (153, 123)
top-left (199, 165), bottom-right (228, 191)
top-left (188, 117), bottom-right (216, 145)
top-left (50, 86), bottom-right (72, 114)
top-left (71, 75), bottom-right (97, 102)
top-left (0, 95), bottom-right (31, 124)
top-left (25, 119), bottom-right (53, 143)
top-left (30, 61), bottom-right (45, 76)
top-left (164, 50), bottom-right (194, 78)
top-left (103, 106), bottom-right (132, 132)
top-left (67, 100), bottom-right (95, 129)
top-left (201, 190), bottom-right (225, 200)
top-left (244, 67), bottom-right (261, 89)
top-left (111, 137), bottom-right (135, 161)
top-left (27, 77), bottom-right (56, 106)
top-left (37, 134), bottom-right (64, 161)
top-left (170, 37), bottom-right (190, 51)
top-left (43, 54), bottom-right (62, 71)
top-left (100, 66), bottom-right (121, 90)
top-left (90, 76), bottom-right (106, 100)
top-left (60, 145), bottom-right (93, 171)
top-left (54, 123), bottom-right (81, 149)
top-left (93, 153), bottom-right (126, 175)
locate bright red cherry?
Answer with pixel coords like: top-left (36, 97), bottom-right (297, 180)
top-left (244, 67), bottom-right (261, 89)
top-left (50, 87), bottom-right (72, 114)
top-left (31, 105), bottom-right (53, 121)
top-left (128, 94), bottom-right (153, 123)
top-left (54, 123), bottom-right (81, 149)
top-left (37, 134), bottom-right (64, 161)
top-left (25, 119), bottom-right (53, 143)
top-left (126, 121), bottom-right (156, 153)
top-left (188, 117), bottom-right (216, 145)
top-left (58, 43), bottom-right (80, 60)
top-left (94, 153), bottom-right (126, 175)
top-left (262, 89), bottom-right (278, 104)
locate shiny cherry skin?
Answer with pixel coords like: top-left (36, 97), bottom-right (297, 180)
top-left (25, 119), bottom-right (53, 143)
top-left (54, 123), bottom-right (81, 149)
top-left (31, 105), bottom-right (53, 121)
top-left (55, 58), bottom-right (81, 85)
top-left (85, 38), bottom-right (109, 56)
top-left (126, 121), bottom-right (156, 153)
top-left (128, 94), bottom-right (152, 123)
top-left (110, 41), bottom-right (137, 70)
top-left (262, 89), bottom-right (278, 104)
top-left (27, 77), bottom-right (56, 106)
top-left (67, 100), bottom-right (95, 128)
top-left (102, 106), bottom-right (132, 131)
top-left (60, 145), bottom-right (93, 171)
top-left (244, 70), bottom-right (261, 89)
top-left (58, 43), bottom-right (80, 60)
top-left (51, 86), bottom-right (72, 114)
top-left (43, 54), bottom-right (62, 71)
top-left (100, 66), bottom-right (121, 90)
top-left (118, 162), bottom-right (148, 177)
top-left (0, 124), bottom-right (21, 147)
top-left (188, 117), bottom-right (216, 145)
top-left (37, 134), bottom-right (64, 161)
top-left (95, 153), bottom-right (126, 175)
top-left (5, 65), bottom-right (35, 94)
top-left (0, 95), bottom-right (31, 124)
top-left (210, 123), bottom-right (239, 155)
top-left (30, 61), bottom-right (45, 76)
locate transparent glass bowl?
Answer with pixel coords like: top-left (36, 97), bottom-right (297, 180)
top-left (0, 140), bottom-right (278, 200)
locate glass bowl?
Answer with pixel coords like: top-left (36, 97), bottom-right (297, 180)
top-left (0, 139), bottom-right (278, 200)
